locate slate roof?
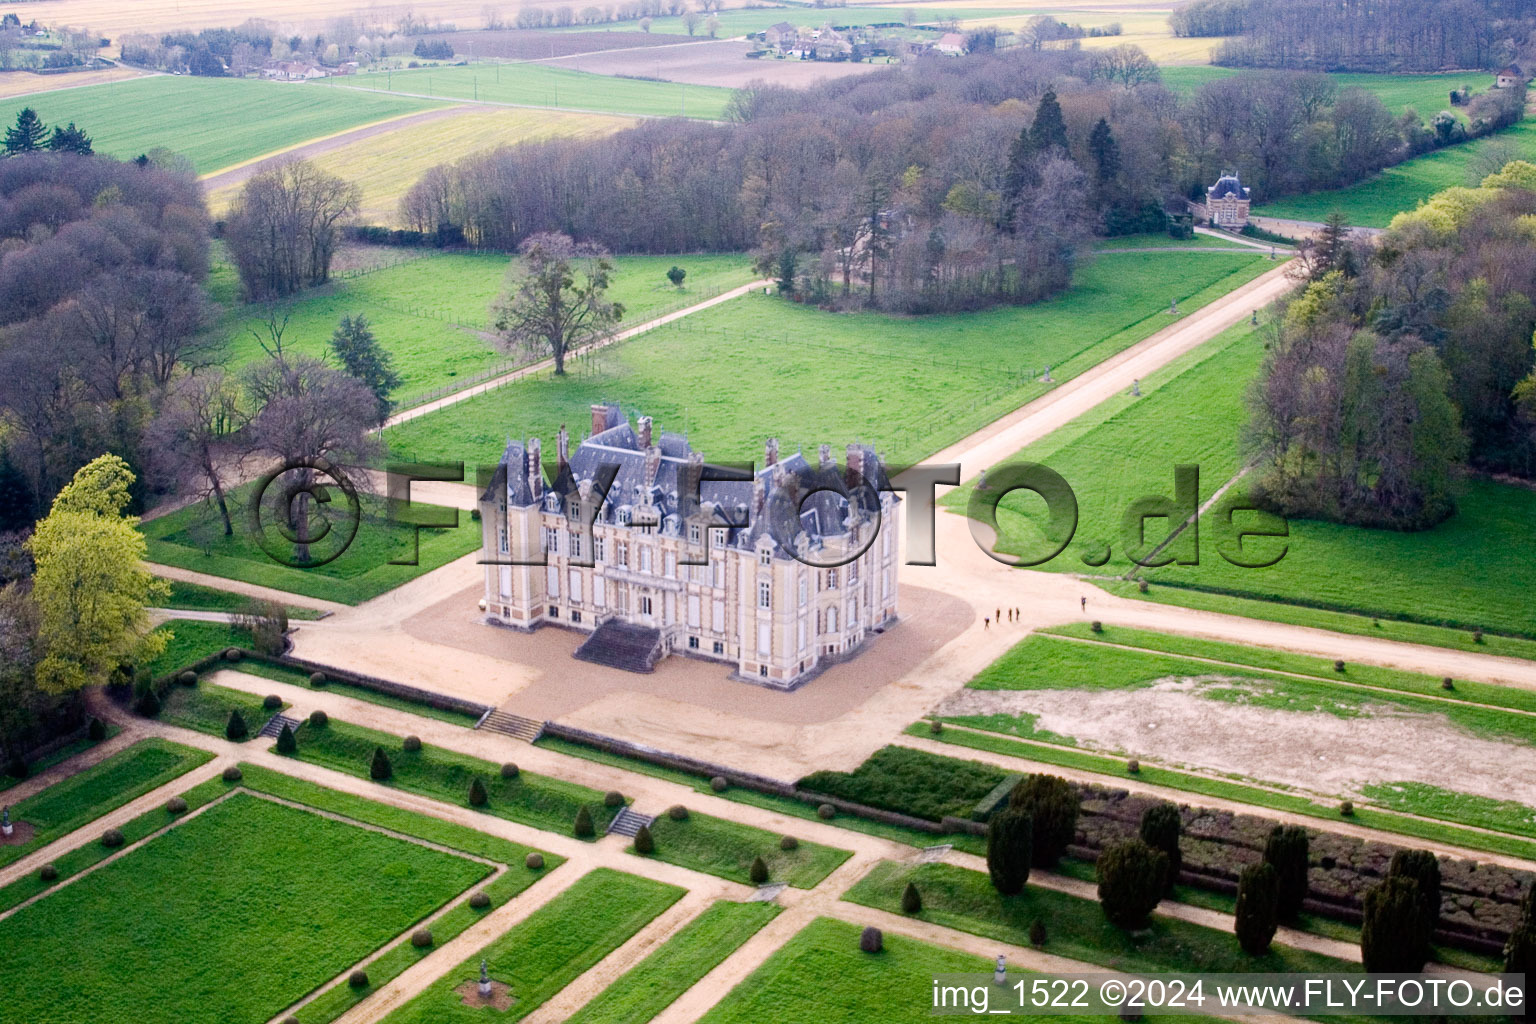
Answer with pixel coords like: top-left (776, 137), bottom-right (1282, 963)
top-left (1208, 173), bottom-right (1249, 200)
top-left (482, 405), bottom-right (893, 559)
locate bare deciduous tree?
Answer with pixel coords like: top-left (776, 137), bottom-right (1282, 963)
top-left (493, 233), bottom-right (623, 375)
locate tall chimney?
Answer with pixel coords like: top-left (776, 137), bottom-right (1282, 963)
top-left (644, 445), bottom-right (661, 486)
top-left (753, 469), bottom-right (767, 518)
top-left (638, 415), bottom-right (652, 450)
top-left (557, 424), bottom-right (569, 467)
top-left (590, 403), bottom-right (609, 437)
top-left (765, 437), bottom-right (779, 467)
top-left (818, 443), bottom-right (833, 470)
top-left (845, 443), bottom-right (865, 484)
top-left (526, 438), bottom-right (543, 501)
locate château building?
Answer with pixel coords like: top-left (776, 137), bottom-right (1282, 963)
top-left (477, 404), bottom-right (900, 689)
top-left (1191, 171), bottom-right (1251, 229)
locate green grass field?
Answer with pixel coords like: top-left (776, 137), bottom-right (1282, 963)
top-left (387, 249), bottom-right (1272, 466)
top-left (158, 577), bottom-right (325, 619)
top-left (344, 62), bottom-right (733, 119)
top-left (636, 810), bottom-right (851, 888)
top-left (567, 900), bottom-right (779, 1024)
top-left (947, 312), bottom-right (1536, 638)
top-left (140, 619), bottom-right (251, 679)
top-left (1159, 67), bottom-right (1493, 120)
top-left (0, 792), bottom-right (487, 1024)
top-left (0, 738), bottom-right (211, 868)
top-left (1, 76), bottom-right (440, 173)
top-left (141, 483), bottom-right (480, 605)
top-left (846, 860), bottom-right (1360, 976)
top-left (380, 867), bottom-right (684, 1024)
top-left (1258, 119), bottom-right (1536, 225)
top-left (158, 678), bottom-right (281, 740)
top-left (697, 915), bottom-right (1166, 1024)
top-left (208, 250), bottom-right (755, 406)
top-left (283, 717), bottom-right (619, 836)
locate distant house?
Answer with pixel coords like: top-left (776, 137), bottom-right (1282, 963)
top-left (764, 21), bottom-right (798, 49)
top-left (264, 59), bottom-right (327, 81)
top-left (1497, 64), bottom-right (1524, 88)
top-left (1189, 171), bottom-right (1251, 229)
top-left (932, 32), bottom-right (968, 55)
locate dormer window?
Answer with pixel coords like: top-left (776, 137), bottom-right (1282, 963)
top-left (544, 492), bottom-right (559, 513)
top-left (758, 548), bottom-right (772, 566)
top-left (617, 507), bottom-right (631, 526)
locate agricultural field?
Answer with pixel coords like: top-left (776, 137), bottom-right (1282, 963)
top-left (1257, 117), bottom-right (1536, 226)
top-left (1160, 67), bottom-right (1494, 120)
top-left (543, 39), bottom-right (892, 89)
top-left (0, 66), bottom-right (145, 98)
top-left (379, 867), bottom-right (685, 1024)
top-left (0, 792), bottom-right (489, 1024)
top-left (207, 108), bottom-right (634, 225)
top-left (566, 900), bottom-right (780, 1024)
top-left (386, 246), bottom-right (1272, 466)
top-left (343, 62), bottom-right (735, 119)
top-left (1, 75), bottom-right (442, 174)
top-left (205, 250), bottom-right (756, 406)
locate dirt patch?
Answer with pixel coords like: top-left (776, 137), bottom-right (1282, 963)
top-left (0, 820), bottom-right (36, 845)
top-left (940, 677), bottom-right (1536, 806)
top-left (455, 977), bottom-right (516, 1010)
top-left (547, 38), bottom-right (888, 88)
top-left (422, 29), bottom-right (710, 59)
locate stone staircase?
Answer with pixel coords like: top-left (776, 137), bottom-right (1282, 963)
top-left (606, 806), bottom-right (653, 838)
top-left (573, 620), bottom-right (664, 674)
top-left (477, 709), bottom-right (544, 742)
top-left (258, 712), bottom-right (301, 739)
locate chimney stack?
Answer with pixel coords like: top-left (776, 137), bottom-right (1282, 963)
top-left (527, 438), bottom-right (543, 500)
top-left (557, 424), bottom-right (569, 467)
top-left (818, 443), bottom-right (833, 470)
top-left (765, 437), bottom-right (779, 467)
top-left (845, 443), bottom-right (865, 484)
top-left (644, 444), bottom-right (661, 486)
top-left (638, 415), bottom-right (653, 450)
top-left (590, 403), bottom-right (609, 437)
top-left (753, 469), bottom-right (768, 519)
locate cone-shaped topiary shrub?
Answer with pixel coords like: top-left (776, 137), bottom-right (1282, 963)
top-left (749, 856), bottom-right (769, 885)
top-left (87, 717), bottom-right (106, 741)
top-left (574, 805), bottom-right (594, 838)
top-left (276, 723), bottom-right (297, 754)
top-left (135, 689), bottom-right (161, 718)
top-left (1029, 919), bottom-right (1047, 947)
top-left (901, 882), bottom-right (922, 914)
top-left (370, 746), bottom-right (392, 781)
top-left (225, 709), bottom-right (248, 741)
top-left (469, 777), bottom-right (488, 806)
top-left (634, 824), bottom-right (655, 854)
top-left (1097, 838), bottom-right (1168, 929)
top-left (1235, 861), bottom-right (1279, 955)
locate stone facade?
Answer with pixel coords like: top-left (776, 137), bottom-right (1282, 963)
top-left (1190, 172), bottom-right (1251, 229)
top-left (478, 404), bottom-right (900, 689)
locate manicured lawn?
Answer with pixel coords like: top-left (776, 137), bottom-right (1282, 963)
top-left (0, 738), bottom-right (212, 868)
top-left (140, 619), bottom-right (252, 679)
top-left (0, 793), bottom-right (488, 1024)
top-left (799, 745), bottom-right (1005, 823)
top-left (1, 75), bottom-right (440, 173)
top-left (0, 728), bottom-right (116, 794)
top-left (566, 900), bottom-right (779, 1024)
top-left (388, 250), bottom-right (1273, 466)
top-left (533, 736), bottom-right (987, 855)
top-left (159, 577), bottom-right (325, 619)
top-left (845, 860), bottom-right (1360, 975)
top-left (157, 678), bottom-right (282, 740)
top-left (699, 915), bottom-right (1131, 1024)
top-left (1363, 780), bottom-right (1536, 840)
top-left (283, 717), bottom-right (618, 836)
top-left (346, 62), bottom-right (733, 119)
top-left (1091, 578), bottom-right (1536, 661)
top-left (1258, 118), bottom-right (1536, 226)
top-left (209, 250), bottom-right (756, 406)
top-left (295, 869), bottom-right (537, 1024)
top-left (379, 867), bottom-right (685, 1024)
top-left (636, 810), bottom-right (852, 888)
top-left (141, 484), bottom-right (480, 605)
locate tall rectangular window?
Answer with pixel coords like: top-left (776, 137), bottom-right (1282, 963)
top-left (758, 581), bottom-right (771, 608)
